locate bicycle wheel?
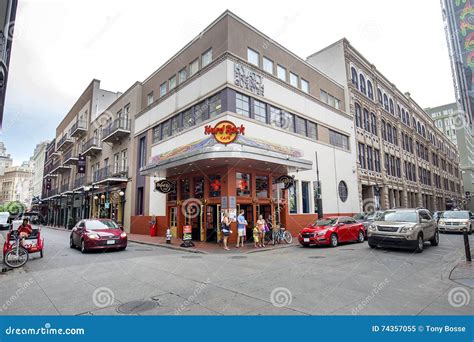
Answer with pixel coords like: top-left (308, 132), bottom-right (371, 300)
top-left (284, 231), bottom-right (293, 244)
top-left (4, 247), bottom-right (29, 268)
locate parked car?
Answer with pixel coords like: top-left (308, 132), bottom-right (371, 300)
top-left (367, 208), bottom-right (439, 253)
top-left (438, 210), bottom-right (473, 234)
top-left (70, 219), bottom-right (127, 253)
top-left (0, 212), bottom-right (11, 230)
top-left (353, 211), bottom-right (383, 229)
top-left (298, 216), bottom-right (365, 247)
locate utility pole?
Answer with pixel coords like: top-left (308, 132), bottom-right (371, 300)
top-left (315, 151), bottom-right (323, 218)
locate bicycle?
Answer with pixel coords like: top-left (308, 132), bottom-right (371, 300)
top-left (3, 232), bottom-right (29, 268)
top-left (271, 226), bottom-right (293, 245)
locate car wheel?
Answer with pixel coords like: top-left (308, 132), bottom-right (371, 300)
top-left (430, 230), bottom-right (439, 246)
top-left (329, 234), bottom-right (338, 247)
top-left (415, 234), bottom-right (424, 253)
top-left (80, 240), bottom-right (87, 254)
top-left (69, 236), bottom-right (75, 249)
top-left (357, 230), bottom-right (365, 243)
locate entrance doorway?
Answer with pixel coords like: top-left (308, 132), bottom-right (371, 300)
top-left (205, 204), bottom-right (221, 242)
top-left (257, 204), bottom-right (271, 223)
top-left (169, 207), bottom-right (178, 237)
top-left (238, 204), bottom-right (254, 241)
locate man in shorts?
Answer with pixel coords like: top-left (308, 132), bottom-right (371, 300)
top-left (236, 210), bottom-right (247, 248)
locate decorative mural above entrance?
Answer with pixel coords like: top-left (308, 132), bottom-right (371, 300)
top-left (234, 63), bottom-right (264, 96)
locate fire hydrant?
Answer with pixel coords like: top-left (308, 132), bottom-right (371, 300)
top-left (166, 228), bottom-right (172, 244)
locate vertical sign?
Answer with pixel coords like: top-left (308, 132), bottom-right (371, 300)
top-left (78, 154), bottom-right (86, 174)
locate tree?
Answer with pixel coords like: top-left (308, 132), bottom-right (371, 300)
top-left (4, 201), bottom-right (26, 216)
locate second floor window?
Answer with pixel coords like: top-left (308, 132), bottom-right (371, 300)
top-left (247, 48), bottom-right (259, 66)
top-left (201, 49), bottom-right (212, 67)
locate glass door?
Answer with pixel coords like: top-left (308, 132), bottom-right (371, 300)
top-left (169, 207), bottom-right (178, 237)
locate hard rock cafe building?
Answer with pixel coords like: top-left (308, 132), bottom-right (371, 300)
top-left (130, 11), bottom-right (360, 242)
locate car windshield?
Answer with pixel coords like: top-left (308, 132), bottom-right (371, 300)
top-left (86, 220), bottom-right (119, 230)
top-left (315, 218), bottom-right (337, 226)
top-left (440, 211), bottom-right (469, 219)
top-left (353, 213), bottom-right (365, 220)
top-left (366, 212), bottom-right (382, 220)
top-left (380, 211), bottom-right (417, 223)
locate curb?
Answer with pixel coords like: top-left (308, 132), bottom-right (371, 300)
top-left (128, 239), bottom-right (208, 254)
top-left (245, 243), bottom-right (298, 254)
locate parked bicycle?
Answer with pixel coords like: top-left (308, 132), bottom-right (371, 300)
top-left (265, 225), bottom-right (293, 245)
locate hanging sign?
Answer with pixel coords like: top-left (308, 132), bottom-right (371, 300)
top-left (274, 175), bottom-right (295, 189)
top-left (77, 154), bottom-right (86, 174)
top-left (204, 120), bottom-right (245, 145)
top-left (154, 179), bottom-right (176, 194)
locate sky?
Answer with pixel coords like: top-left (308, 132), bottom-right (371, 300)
top-left (1, 0), bottom-right (455, 165)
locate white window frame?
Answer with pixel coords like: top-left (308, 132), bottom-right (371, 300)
top-left (277, 65), bottom-right (287, 82)
top-left (263, 56), bottom-right (274, 74)
top-left (169, 75), bottom-right (176, 91)
top-left (301, 79), bottom-right (309, 93)
top-left (189, 59), bottom-right (199, 77)
top-left (289, 72), bottom-right (299, 88)
top-left (201, 48), bottom-right (212, 67)
top-left (160, 82), bottom-right (167, 97)
top-left (247, 48), bottom-right (260, 66)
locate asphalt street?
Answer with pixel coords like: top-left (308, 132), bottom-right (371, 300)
top-left (0, 227), bottom-right (472, 315)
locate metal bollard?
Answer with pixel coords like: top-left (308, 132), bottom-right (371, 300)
top-left (462, 228), bottom-right (472, 262)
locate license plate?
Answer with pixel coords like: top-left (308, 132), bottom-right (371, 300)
top-left (304, 238), bottom-right (310, 242)
top-left (107, 240), bottom-right (115, 245)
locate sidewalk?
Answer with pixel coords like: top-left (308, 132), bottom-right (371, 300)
top-left (40, 225), bottom-right (297, 254)
top-left (128, 233), bottom-right (298, 254)
top-left (449, 261), bottom-right (474, 289)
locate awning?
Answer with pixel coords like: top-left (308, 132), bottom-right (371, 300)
top-left (140, 135), bottom-right (312, 176)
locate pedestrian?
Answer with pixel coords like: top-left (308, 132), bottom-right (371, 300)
top-left (221, 212), bottom-right (231, 251)
top-left (257, 214), bottom-right (266, 247)
top-left (236, 209), bottom-right (247, 248)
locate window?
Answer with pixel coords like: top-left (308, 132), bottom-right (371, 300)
top-left (277, 65), bottom-right (287, 81)
top-left (253, 99), bottom-right (267, 123)
top-left (320, 90), bottom-right (328, 103)
top-left (358, 142), bottom-right (366, 169)
top-left (113, 153), bottom-right (119, 173)
top-left (335, 98), bottom-right (341, 110)
top-left (281, 111), bottom-right (294, 132)
top-left (209, 175), bottom-right (221, 197)
top-left (330, 130), bottom-right (349, 150)
top-left (169, 75), bottom-right (176, 90)
top-left (367, 146), bottom-right (373, 171)
top-left (374, 149), bottom-right (381, 172)
top-left (171, 115), bottom-right (180, 136)
top-left (195, 101), bottom-right (208, 122)
top-left (236, 93), bottom-right (250, 117)
top-left (208, 94), bottom-right (222, 118)
top-left (138, 136), bottom-right (146, 169)
top-left (182, 108), bottom-right (194, 129)
top-left (256, 175), bottom-right (268, 198)
top-left (377, 89), bottom-right (383, 104)
top-left (194, 177), bottom-right (204, 199)
top-left (302, 181), bottom-right (310, 213)
top-left (180, 179), bottom-right (190, 200)
top-left (247, 48), bottom-right (259, 66)
top-left (289, 181), bottom-right (297, 214)
top-left (392, 127), bottom-right (398, 145)
top-left (136, 187), bottom-right (144, 215)
top-left (178, 68), bottom-right (187, 84)
top-left (152, 124), bottom-right (161, 143)
top-left (328, 94), bottom-right (335, 107)
top-left (338, 181), bottom-right (348, 202)
top-left (359, 74), bottom-right (366, 94)
top-left (307, 122), bottom-right (317, 140)
top-left (121, 149), bottom-right (128, 171)
top-left (381, 120), bottom-right (387, 140)
top-left (270, 106), bottom-right (281, 128)
top-left (389, 98), bottom-right (394, 114)
top-left (370, 112), bottom-right (377, 135)
top-left (160, 82), bottom-right (167, 97)
top-left (367, 80), bottom-right (373, 100)
top-left (351, 67), bottom-right (358, 88)
top-left (263, 57), bottom-right (274, 74)
top-left (383, 94), bottom-right (389, 111)
top-left (161, 120), bottom-right (171, 140)
top-left (189, 59), bottom-right (199, 76)
top-left (355, 103), bottom-right (362, 128)
top-left (295, 116), bottom-right (307, 136)
top-left (201, 48), bottom-right (212, 67)
top-left (236, 172), bottom-right (251, 196)
top-left (301, 79), bottom-right (309, 93)
top-left (147, 92), bottom-right (154, 106)
top-left (363, 108), bottom-right (370, 131)
top-left (289, 72), bottom-right (298, 87)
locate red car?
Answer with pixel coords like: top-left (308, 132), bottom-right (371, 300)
top-left (298, 216), bottom-right (365, 247)
top-left (70, 219), bottom-right (127, 253)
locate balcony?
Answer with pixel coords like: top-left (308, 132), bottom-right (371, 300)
top-left (74, 176), bottom-right (86, 190)
top-left (60, 183), bottom-right (72, 194)
top-left (57, 133), bottom-right (74, 151)
top-left (92, 165), bottom-right (129, 184)
top-left (48, 188), bottom-right (59, 198)
top-left (70, 119), bottom-right (87, 137)
top-left (62, 148), bottom-right (79, 165)
top-left (102, 118), bottom-right (131, 143)
top-left (82, 137), bottom-right (102, 156)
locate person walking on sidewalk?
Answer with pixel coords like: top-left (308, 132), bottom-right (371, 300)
top-left (256, 215), bottom-right (266, 248)
top-left (236, 209), bottom-right (247, 248)
top-left (221, 212), bottom-right (231, 251)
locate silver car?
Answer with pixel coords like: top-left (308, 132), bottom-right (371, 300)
top-left (367, 208), bottom-right (439, 253)
top-left (438, 210), bottom-right (473, 234)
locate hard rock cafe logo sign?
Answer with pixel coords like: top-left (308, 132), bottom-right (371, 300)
top-left (154, 179), bottom-right (176, 194)
top-left (204, 120), bottom-right (245, 145)
top-left (234, 63), bottom-right (264, 96)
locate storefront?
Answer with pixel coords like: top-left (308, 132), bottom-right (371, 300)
top-left (89, 184), bottom-right (127, 225)
top-left (140, 120), bottom-right (313, 242)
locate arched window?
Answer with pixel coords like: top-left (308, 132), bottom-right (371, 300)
top-left (338, 181), bottom-right (348, 202)
top-left (383, 94), bottom-right (389, 111)
top-left (363, 108), bottom-right (370, 131)
top-left (421, 126), bottom-right (426, 137)
top-left (359, 74), bottom-right (366, 94)
top-left (389, 99), bottom-right (394, 114)
top-left (397, 105), bottom-right (401, 117)
top-left (387, 123), bottom-right (392, 142)
top-left (351, 67), bottom-right (358, 88)
top-left (355, 102), bottom-right (362, 128)
top-left (367, 80), bottom-right (373, 100)
top-left (370, 112), bottom-right (377, 135)
top-left (406, 112), bottom-right (410, 124)
top-left (417, 121), bottom-right (421, 133)
top-left (401, 108), bottom-right (406, 123)
top-left (377, 89), bottom-right (383, 104)
top-left (381, 119), bottom-right (387, 140)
